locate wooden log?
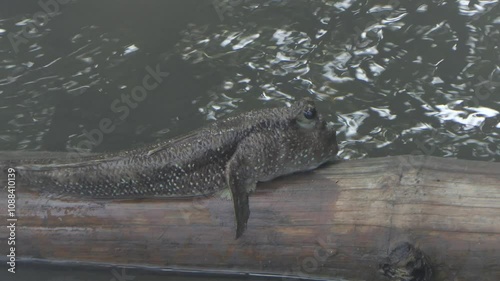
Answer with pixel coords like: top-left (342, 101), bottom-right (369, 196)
top-left (0, 155), bottom-right (499, 280)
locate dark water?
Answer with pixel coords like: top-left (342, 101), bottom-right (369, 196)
top-left (0, 0), bottom-right (499, 280)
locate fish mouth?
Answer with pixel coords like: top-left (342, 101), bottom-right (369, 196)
top-left (325, 121), bottom-right (338, 139)
top-left (326, 121), bottom-right (336, 130)
top-left (325, 121), bottom-right (339, 157)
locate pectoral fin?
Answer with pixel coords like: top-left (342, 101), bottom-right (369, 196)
top-left (231, 186), bottom-right (250, 239)
top-left (225, 148), bottom-right (256, 239)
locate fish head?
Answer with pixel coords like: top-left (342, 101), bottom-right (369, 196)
top-left (282, 98), bottom-right (339, 171)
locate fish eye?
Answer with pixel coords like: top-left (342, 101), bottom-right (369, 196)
top-left (297, 103), bottom-right (318, 129)
top-left (303, 107), bottom-right (317, 119)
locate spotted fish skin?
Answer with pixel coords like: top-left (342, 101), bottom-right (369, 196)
top-left (13, 132), bottom-right (237, 198)
top-left (6, 98), bottom-right (339, 237)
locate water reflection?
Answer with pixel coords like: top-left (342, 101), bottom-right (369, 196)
top-left (0, 0), bottom-right (498, 162)
top-left (178, 0), bottom-right (500, 161)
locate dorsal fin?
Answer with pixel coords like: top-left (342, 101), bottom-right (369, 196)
top-left (145, 130), bottom-right (202, 156)
top-left (15, 156), bottom-right (124, 171)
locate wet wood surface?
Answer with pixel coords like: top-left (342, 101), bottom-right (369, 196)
top-left (0, 155), bottom-right (499, 280)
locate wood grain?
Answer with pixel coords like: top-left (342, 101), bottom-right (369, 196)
top-left (1, 155), bottom-right (499, 280)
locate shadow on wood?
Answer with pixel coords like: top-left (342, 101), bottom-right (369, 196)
top-left (0, 155), bottom-right (499, 280)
